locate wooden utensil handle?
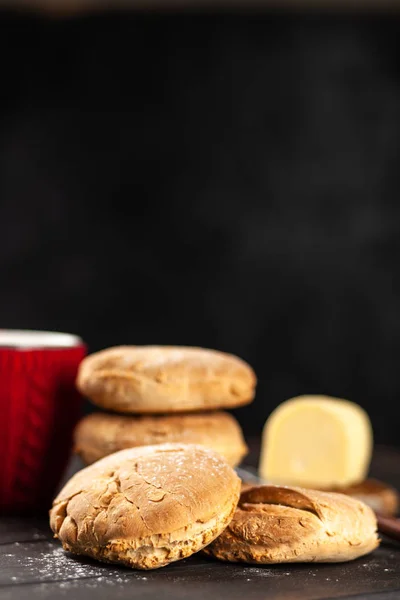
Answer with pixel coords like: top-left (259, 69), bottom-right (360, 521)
top-left (377, 515), bottom-right (400, 542)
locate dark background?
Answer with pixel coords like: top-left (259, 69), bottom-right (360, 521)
top-left (1, 10), bottom-right (400, 445)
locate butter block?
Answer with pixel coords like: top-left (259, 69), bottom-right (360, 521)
top-left (259, 395), bottom-right (373, 488)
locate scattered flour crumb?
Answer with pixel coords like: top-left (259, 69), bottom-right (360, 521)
top-left (241, 567), bottom-right (281, 578)
top-left (7, 546), bottom-right (125, 583)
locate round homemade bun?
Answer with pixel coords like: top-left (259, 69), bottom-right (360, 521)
top-left (204, 484), bottom-right (379, 564)
top-left (50, 443), bottom-right (241, 570)
top-left (76, 346), bottom-right (256, 413)
top-left (74, 411), bottom-right (248, 468)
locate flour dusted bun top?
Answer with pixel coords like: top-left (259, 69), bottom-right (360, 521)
top-left (50, 443), bottom-right (241, 570)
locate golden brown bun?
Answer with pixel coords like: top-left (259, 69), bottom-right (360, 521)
top-left (76, 346), bottom-right (256, 413)
top-left (204, 484), bottom-right (379, 564)
top-left (74, 411), bottom-right (248, 468)
top-left (50, 443), bottom-right (241, 570)
top-left (328, 479), bottom-right (399, 517)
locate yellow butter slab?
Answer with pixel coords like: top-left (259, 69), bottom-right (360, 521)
top-left (259, 395), bottom-right (373, 488)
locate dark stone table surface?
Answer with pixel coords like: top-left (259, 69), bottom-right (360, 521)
top-left (1, 443), bottom-right (400, 600)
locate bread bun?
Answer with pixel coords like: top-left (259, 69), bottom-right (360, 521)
top-left (204, 484), bottom-right (379, 564)
top-left (74, 411), bottom-right (248, 468)
top-left (50, 443), bottom-right (241, 570)
top-left (76, 346), bottom-right (256, 413)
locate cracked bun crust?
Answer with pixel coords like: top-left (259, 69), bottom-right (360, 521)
top-left (50, 443), bottom-right (241, 570)
top-left (240, 479), bottom-right (399, 517)
top-left (204, 485), bottom-right (379, 564)
top-left (74, 411), bottom-right (248, 468)
top-left (76, 346), bottom-right (256, 413)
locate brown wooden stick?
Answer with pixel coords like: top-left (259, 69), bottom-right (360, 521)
top-left (377, 514), bottom-right (400, 542)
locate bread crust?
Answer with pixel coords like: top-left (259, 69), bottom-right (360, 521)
top-left (76, 346), bottom-right (256, 413)
top-left (74, 411), bottom-right (248, 468)
top-left (50, 443), bottom-right (241, 570)
top-left (204, 484), bottom-right (379, 564)
top-left (240, 479), bottom-right (398, 517)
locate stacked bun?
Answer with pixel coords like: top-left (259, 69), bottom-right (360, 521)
top-left (74, 345), bottom-right (256, 468)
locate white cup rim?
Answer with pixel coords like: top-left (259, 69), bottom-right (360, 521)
top-left (0, 329), bottom-right (83, 349)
